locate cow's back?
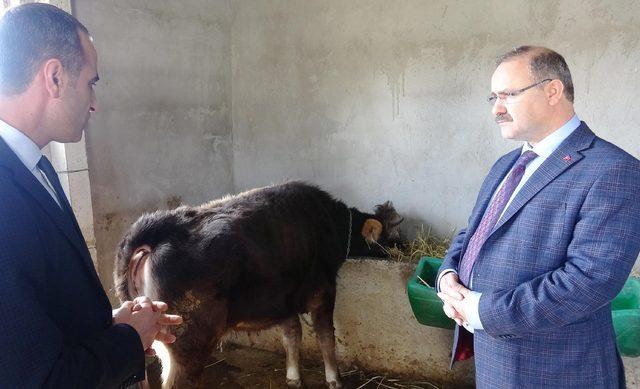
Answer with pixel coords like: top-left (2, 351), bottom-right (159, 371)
top-left (196, 182), bottom-right (349, 323)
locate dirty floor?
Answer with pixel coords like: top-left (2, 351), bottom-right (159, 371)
top-left (198, 344), bottom-right (465, 389)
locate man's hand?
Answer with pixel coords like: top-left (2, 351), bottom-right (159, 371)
top-left (439, 290), bottom-right (471, 326)
top-left (138, 300), bottom-right (183, 345)
top-left (112, 301), bottom-right (135, 324)
top-left (126, 296), bottom-right (161, 350)
top-left (112, 296), bottom-right (183, 354)
top-left (438, 272), bottom-right (470, 326)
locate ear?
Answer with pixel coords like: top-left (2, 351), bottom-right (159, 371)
top-left (42, 58), bottom-right (64, 98)
top-left (546, 79), bottom-right (564, 106)
top-left (361, 219), bottom-right (383, 244)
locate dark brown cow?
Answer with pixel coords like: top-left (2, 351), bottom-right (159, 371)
top-left (114, 181), bottom-right (403, 388)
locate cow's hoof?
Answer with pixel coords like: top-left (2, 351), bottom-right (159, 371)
top-left (286, 378), bottom-right (303, 388)
top-left (326, 380), bottom-right (342, 389)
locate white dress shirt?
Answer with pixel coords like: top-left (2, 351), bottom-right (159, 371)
top-left (0, 119), bottom-right (62, 208)
top-left (441, 114), bottom-right (581, 332)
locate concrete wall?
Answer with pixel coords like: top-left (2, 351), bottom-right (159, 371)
top-left (230, 0), bottom-right (640, 273)
top-left (74, 0), bottom-right (234, 301)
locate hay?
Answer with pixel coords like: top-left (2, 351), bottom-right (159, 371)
top-left (352, 372), bottom-right (442, 389)
top-left (273, 367), bottom-right (442, 389)
top-left (384, 226), bottom-right (452, 263)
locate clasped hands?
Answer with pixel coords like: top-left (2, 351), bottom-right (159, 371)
top-left (437, 272), bottom-right (471, 327)
top-left (113, 296), bottom-right (183, 356)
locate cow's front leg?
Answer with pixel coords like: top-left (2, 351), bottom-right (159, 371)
top-left (281, 316), bottom-right (303, 387)
top-left (311, 298), bottom-right (342, 389)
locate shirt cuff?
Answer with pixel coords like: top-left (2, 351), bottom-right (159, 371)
top-left (462, 290), bottom-right (484, 330)
top-left (436, 269), bottom-right (458, 292)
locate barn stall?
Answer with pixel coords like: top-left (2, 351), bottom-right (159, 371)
top-left (30, 0), bottom-right (640, 387)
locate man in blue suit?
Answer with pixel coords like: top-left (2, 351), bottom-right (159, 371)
top-left (437, 46), bottom-right (640, 388)
top-left (0, 4), bottom-right (181, 388)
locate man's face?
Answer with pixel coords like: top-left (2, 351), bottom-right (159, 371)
top-left (55, 32), bottom-right (98, 143)
top-left (490, 57), bottom-right (548, 143)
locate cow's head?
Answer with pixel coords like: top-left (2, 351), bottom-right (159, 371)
top-left (350, 201), bottom-right (404, 257)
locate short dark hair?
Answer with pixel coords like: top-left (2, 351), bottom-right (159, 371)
top-left (0, 3), bottom-right (90, 95)
top-left (496, 46), bottom-right (574, 103)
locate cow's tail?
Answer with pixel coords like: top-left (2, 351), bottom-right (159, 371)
top-left (114, 241), bottom-right (159, 303)
top-left (113, 240), bottom-right (135, 303)
top-left (113, 211), bottom-right (194, 389)
top-left (155, 341), bottom-right (176, 389)
top-left (115, 240), bottom-right (176, 389)
top-left (114, 210), bottom-right (188, 302)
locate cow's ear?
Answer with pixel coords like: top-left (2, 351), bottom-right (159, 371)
top-left (361, 219), bottom-right (383, 244)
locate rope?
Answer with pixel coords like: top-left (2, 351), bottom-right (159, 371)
top-left (345, 208), bottom-right (352, 260)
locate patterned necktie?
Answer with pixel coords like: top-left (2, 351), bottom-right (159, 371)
top-left (37, 155), bottom-right (66, 210)
top-left (458, 150), bottom-right (538, 285)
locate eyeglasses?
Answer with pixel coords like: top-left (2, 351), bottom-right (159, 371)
top-left (487, 78), bottom-right (552, 105)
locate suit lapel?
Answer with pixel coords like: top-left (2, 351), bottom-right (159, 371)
top-left (490, 123), bottom-right (596, 235)
top-left (0, 138), bottom-right (101, 286)
top-left (42, 159), bottom-right (88, 247)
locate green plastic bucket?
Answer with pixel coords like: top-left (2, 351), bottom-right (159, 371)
top-left (612, 276), bottom-right (640, 357)
top-left (406, 257), bottom-right (454, 329)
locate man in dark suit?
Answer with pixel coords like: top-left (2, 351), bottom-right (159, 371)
top-left (0, 4), bottom-right (181, 388)
top-left (437, 46), bottom-right (640, 388)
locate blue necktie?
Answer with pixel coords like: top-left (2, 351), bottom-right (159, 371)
top-left (38, 156), bottom-right (68, 212)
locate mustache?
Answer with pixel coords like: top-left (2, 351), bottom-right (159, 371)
top-left (495, 114), bottom-right (513, 123)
